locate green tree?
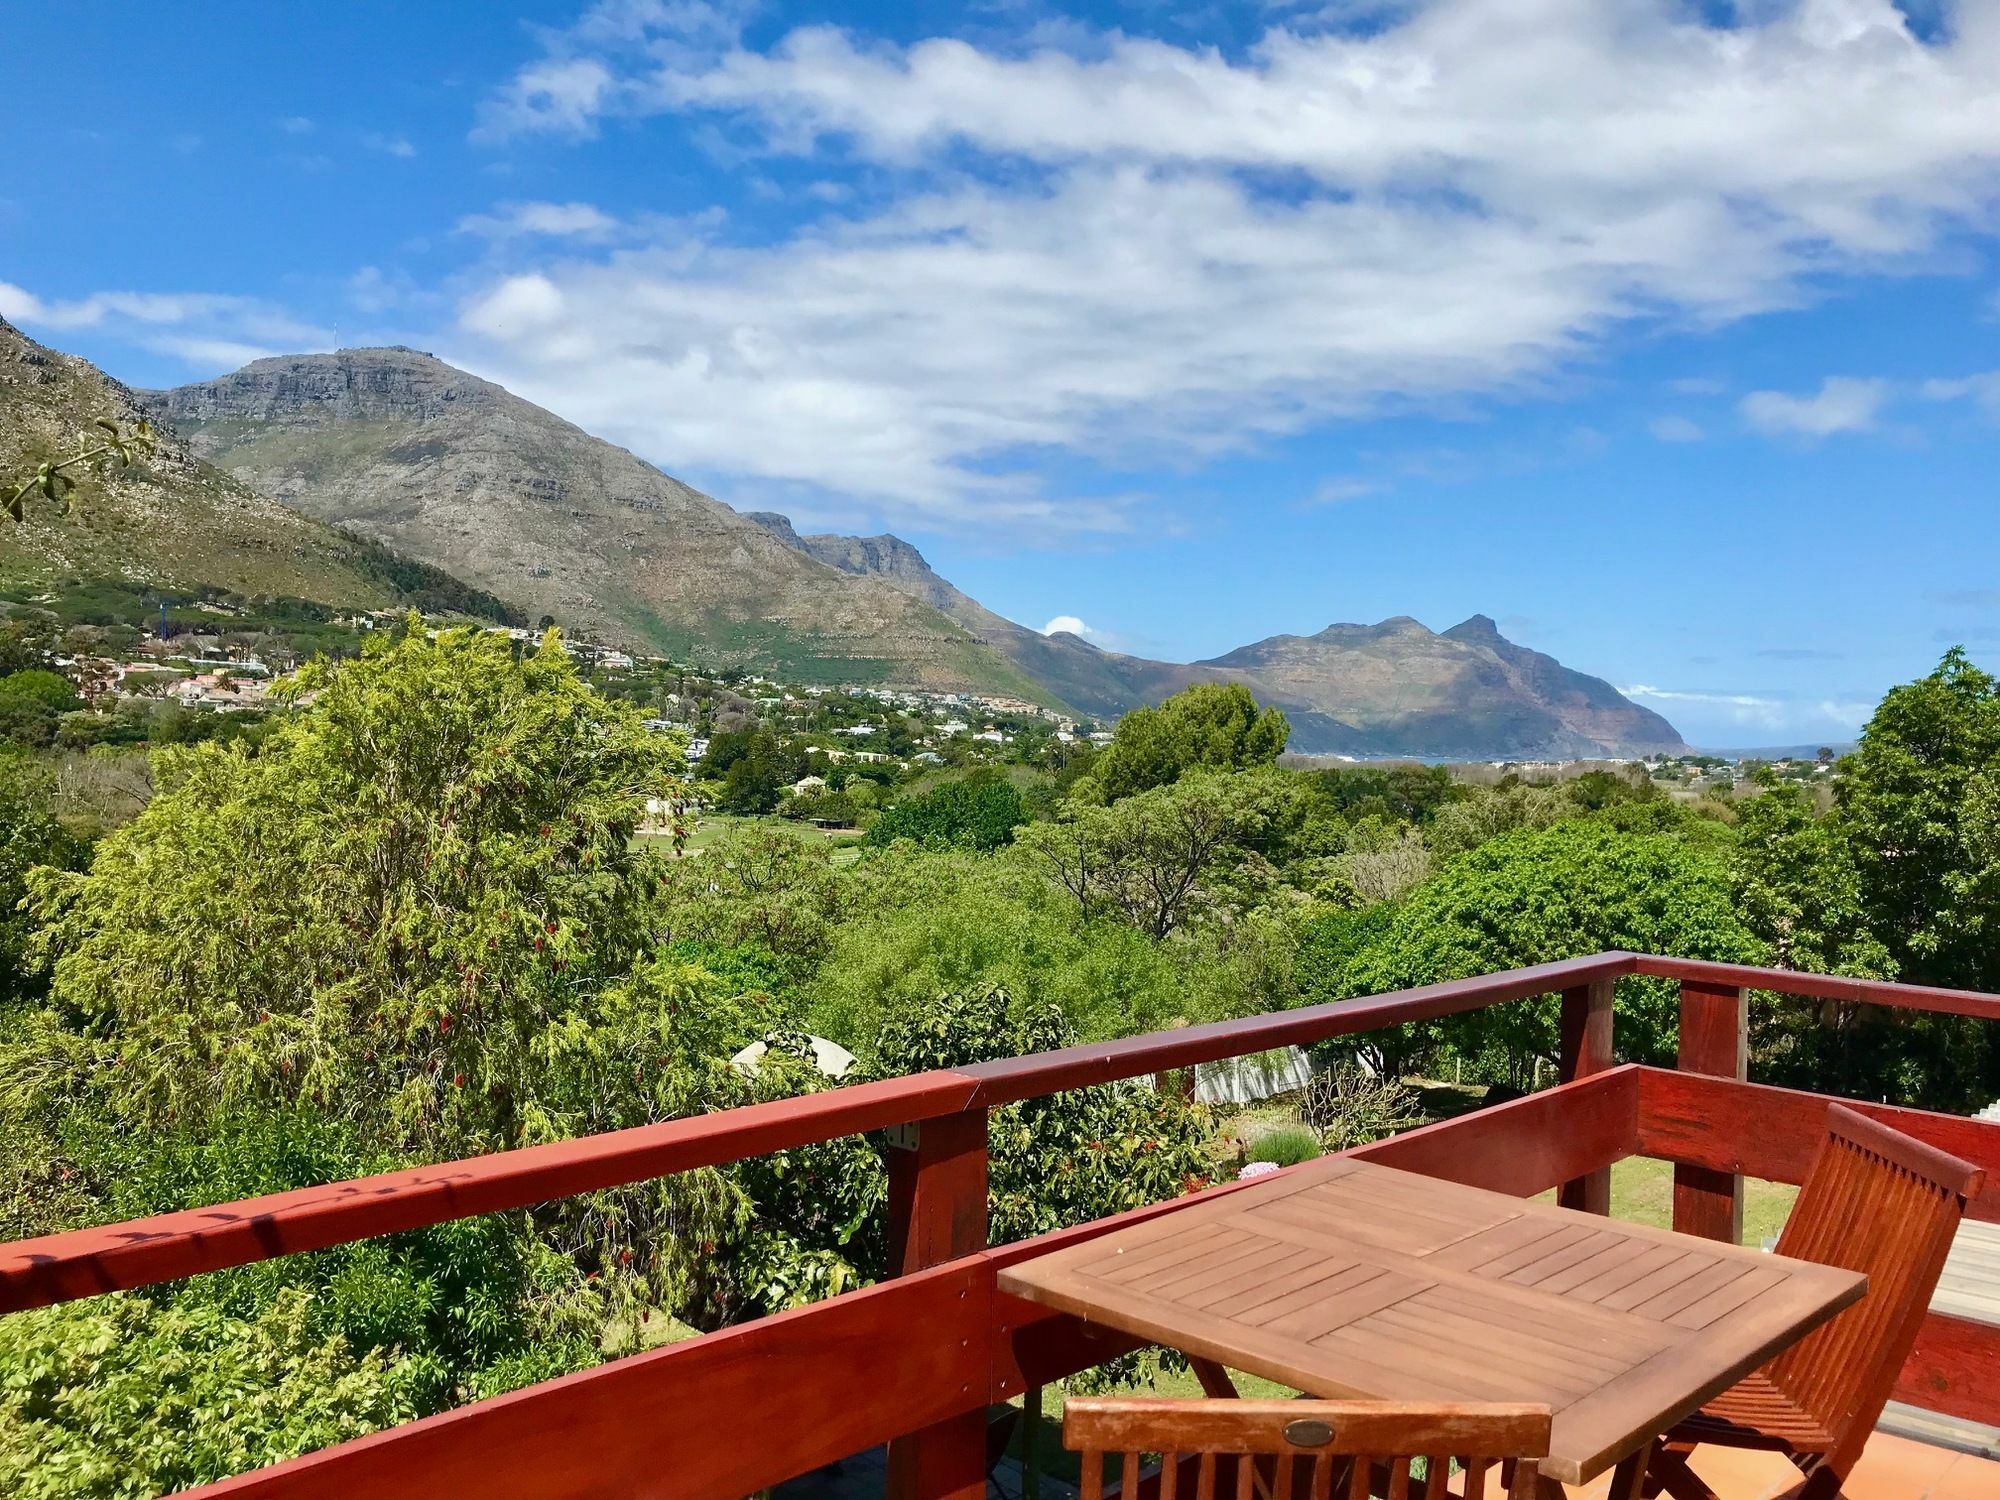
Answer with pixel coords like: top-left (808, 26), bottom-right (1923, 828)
top-left (871, 987), bottom-right (1214, 1243)
top-left (1733, 777), bottom-right (1888, 978)
top-left (1091, 683), bottom-right (1288, 801)
top-left (0, 669), bottom-right (80, 714)
top-left (1837, 649), bottom-right (2000, 993)
top-left (1017, 772), bottom-right (1282, 939)
top-left (0, 1289), bottom-right (409, 1500)
top-left (806, 846), bottom-right (1189, 1047)
top-left (656, 821), bottom-right (849, 979)
top-left (1332, 816), bottom-right (1762, 1084)
top-left (865, 772), bottom-right (1025, 851)
top-left (22, 620), bottom-right (686, 1154)
top-left (0, 754), bottom-right (86, 1006)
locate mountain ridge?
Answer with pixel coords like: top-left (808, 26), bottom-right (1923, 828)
top-left (0, 318), bottom-right (510, 617)
top-left (139, 342), bottom-right (1683, 757)
top-left (141, 349), bottom-right (1055, 700)
top-left (743, 513), bottom-right (1686, 757)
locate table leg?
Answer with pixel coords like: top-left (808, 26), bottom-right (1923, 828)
top-left (1609, 1441), bottom-right (1657, 1500)
top-left (1189, 1356), bottom-right (1241, 1399)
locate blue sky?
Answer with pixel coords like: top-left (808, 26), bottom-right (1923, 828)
top-left (5, 0), bottom-right (2000, 748)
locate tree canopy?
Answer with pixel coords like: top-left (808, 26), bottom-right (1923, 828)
top-left (1089, 682), bottom-right (1289, 800)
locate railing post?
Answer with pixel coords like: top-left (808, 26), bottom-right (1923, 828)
top-left (1673, 979), bottom-right (1748, 1243)
top-left (1557, 978), bottom-right (1616, 1214)
top-left (885, 1109), bottom-right (990, 1500)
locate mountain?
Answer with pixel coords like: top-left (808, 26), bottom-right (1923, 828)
top-left (0, 318), bottom-right (508, 617)
top-left (746, 513), bottom-right (1230, 717)
top-left (138, 342), bottom-right (1679, 757)
top-left (145, 350), bottom-right (1050, 698)
top-left (748, 516), bottom-right (1685, 758)
top-left (1202, 614), bottom-right (1685, 759)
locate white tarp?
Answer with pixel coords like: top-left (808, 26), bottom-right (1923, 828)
top-left (1195, 1046), bottom-right (1314, 1106)
top-left (728, 1035), bottom-right (857, 1080)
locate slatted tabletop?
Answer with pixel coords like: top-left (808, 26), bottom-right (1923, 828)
top-left (998, 1157), bottom-right (1866, 1484)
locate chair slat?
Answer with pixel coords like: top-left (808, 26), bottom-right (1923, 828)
top-left (1658, 1102), bottom-right (1983, 1500)
top-left (1067, 1399), bottom-right (1551, 1500)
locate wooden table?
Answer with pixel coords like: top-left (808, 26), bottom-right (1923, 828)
top-left (998, 1157), bottom-right (1866, 1487)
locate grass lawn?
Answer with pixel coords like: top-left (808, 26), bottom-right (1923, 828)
top-left (633, 811), bottom-right (866, 864)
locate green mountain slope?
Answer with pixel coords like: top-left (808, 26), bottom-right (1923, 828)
top-left (145, 350), bottom-right (1055, 699)
top-left (748, 514), bottom-right (1686, 758)
top-left (0, 318), bottom-right (511, 618)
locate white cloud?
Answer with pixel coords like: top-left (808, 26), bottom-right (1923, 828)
top-left (457, 201), bottom-right (620, 240)
top-left (1740, 377), bottom-right (1891, 437)
top-left (277, 116), bottom-right (315, 135)
top-left (1922, 371), bottom-right (2000, 415)
top-left (1042, 615), bottom-right (1090, 637)
top-left (0, 281), bottom-right (331, 369)
top-left (477, 57), bottom-right (617, 139)
top-left (443, 0), bottom-right (2000, 528)
top-left (1648, 415), bottom-right (1704, 443)
top-left (1621, 683), bottom-right (1869, 735)
top-left (362, 133), bottom-right (417, 159)
top-left (1306, 477), bottom-right (1380, 506)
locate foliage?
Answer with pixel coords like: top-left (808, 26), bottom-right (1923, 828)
top-left (1424, 782), bottom-right (1565, 861)
top-left (1089, 683), bottom-right (1289, 801)
top-left (1836, 649), bottom-right (2000, 993)
top-left (1017, 772), bottom-right (1282, 939)
top-left (866, 772), bottom-right (1025, 851)
top-left (1332, 819), bottom-right (1432, 904)
top-left (0, 670), bottom-right (80, 715)
top-left (656, 823), bottom-right (848, 977)
top-left (0, 754), bottom-right (86, 1005)
top-left (21, 621), bottom-right (685, 1154)
top-left (871, 987), bottom-right (1215, 1244)
top-left (699, 730), bottom-right (803, 814)
top-left (1304, 764), bottom-right (1462, 825)
top-left (0, 1288), bottom-right (409, 1500)
top-left (806, 847), bottom-right (1192, 1048)
top-left (1732, 778), bottom-right (1889, 978)
top-left (1244, 1124), bottom-right (1322, 1167)
top-left (3, 418), bottom-right (156, 523)
top-left (1330, 815), bottom-right (1762, 1084)
top-left (62, 1107), bottom-right (599, 1414)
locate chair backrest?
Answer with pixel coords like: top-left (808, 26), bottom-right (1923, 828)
top-left (1768, 1103), bottom-right (1984, 1456)
top-left (1064, 1398), bottom-right (1552, 1500)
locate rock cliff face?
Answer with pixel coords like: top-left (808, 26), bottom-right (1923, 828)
top-left (0, 320), bottom-right (490, 612)
top-left (141, 342), bottom-right (1683, 756)
top-left (145, 350), bottom-right (1049, 695)
top-left (749, 514), bottom-right (1685, 757)
top-left (1203, 615), bottom-right (1686, 758)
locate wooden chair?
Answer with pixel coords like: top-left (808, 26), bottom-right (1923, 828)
top-left (1064, 1397), bottom-right (1552, 1500)
top-left (1648, 1103), bottom-right (1984, 1500)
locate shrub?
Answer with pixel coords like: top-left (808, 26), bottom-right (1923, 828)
top-left (0, 1289), bottom-right (411, 1500)
top-left (1245, 1123), bottom-right (1323, 1167)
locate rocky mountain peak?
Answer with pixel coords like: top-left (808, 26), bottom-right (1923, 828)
top-left (1443, 613), bottom-right (1505, 645)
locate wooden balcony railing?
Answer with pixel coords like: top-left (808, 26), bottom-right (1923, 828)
top-left (3, 952), bottom-right (1998, 1500)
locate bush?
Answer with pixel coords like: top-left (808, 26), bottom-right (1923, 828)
top-left (1297, 1064), bottom-right (1420, 1150)
top-left (1245, 1123), bottom-right (1322, 1167)
top-left (0, 668), bottom-right (80, 714)
top-left (0, 1289), bottom-right (411, 1500)
top-left (866, 773), bottom-right (1025, 850)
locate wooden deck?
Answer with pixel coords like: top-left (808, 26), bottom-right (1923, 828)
top-left (1879, 1217), bottom-right (2000, 1459)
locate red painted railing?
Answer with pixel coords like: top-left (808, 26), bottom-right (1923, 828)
top-left (3, 952), bottom-right (1998, 1500)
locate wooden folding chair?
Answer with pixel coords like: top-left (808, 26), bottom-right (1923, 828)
top-left (1064, 1397), bottom-right (1552, 1500)
top-left (1648, 1104), bottom-right (1984, 1500)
